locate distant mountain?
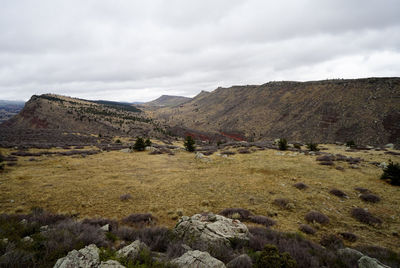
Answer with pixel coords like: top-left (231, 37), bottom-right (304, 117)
top-left (150, 77), bottom-right (400, 146)
top-left (0, 100), bottom-right (25, 124)
top-left (1, 94), bottom-right (167, 138)
top-left (144, 95), bottom-right (192, 107)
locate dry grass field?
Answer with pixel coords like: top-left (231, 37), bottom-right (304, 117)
top-left (0, 143), bottom-right (399, 252)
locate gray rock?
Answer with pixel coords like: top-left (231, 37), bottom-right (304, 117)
top-left (116, 240), bottom-right (148, 261)
top-left (119, 148), bottom-right (132, 153)
top-left (145, 146), bottom-right (157, 152)
top-left (1, 238), bottom-right (8, 244)
top-left (99, 260), bottom-right (126, 268)
top-left (100, 224), bottom-right (110, 232)
top-left (338, 247), bottom-right (364, 260)
top-left (384, 143), bottom-right (394, 149)
top-left (174, 214), bottom-right (250, 252)
top-left (21, 236), bottom-right (33, 243)
top-left (40, 225), bottom-right (49, 232)
top-left (226, 254), bottom-right (252, 268)
top-left (379, 162), bottom-right (388, 169)
top-left (20, 219), bottom-right (27, 225)
top-left (358, 256), bottom-right (391, 268)
top-left (171, 250), bottom-right (226, 268)
top-left (54, 244), bottom-right (100, 268)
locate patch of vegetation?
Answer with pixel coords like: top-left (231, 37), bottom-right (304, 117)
top-left (298, 224), bottom-right (316, 235)
top-left (253, 244), bottom-right (296, 268)
top-left (346, 140), bottom-right (356, 148)
top-left (120, 193), bottom-right (133, 201)
top-left (145, 138), bottom-right (152, 147)
top-left (133, 137), bottom-right (146, 151)
top-left (183, 136), bottom-right (195, 152)
top-left (380, 160), bottom-right (400, 186)
top-left (219, 208), bottom-right (252, 221)
top-left (304, 211), bottom-right (329, 224)
top-left (248, 215), bottom-right (276, 227)
top-left (351, 208), bottom-right (382, 226)
top-left (122, 213), bottom-right (156, 227)
top-left (278, 138), bottom-right (288, 151)
top-left (90, 100), bottom-right (142, 113)
top-left (293, 182), bottom-right (308, 190)
top-left (360, 193), bottom-right (381, 203)
top-left (306, 143), bottom-right (319, 151)
top-left (319, 234), bottom-right (344, 250)
top-left (329, 188), bottom-right (347, 198)
top-left (273, 198), bottom-right (293, 210)
top-left (339, 232), bottom-right (357, 242)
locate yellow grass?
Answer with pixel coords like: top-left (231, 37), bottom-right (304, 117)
top-left (0, 144), bottom-right (399, 251)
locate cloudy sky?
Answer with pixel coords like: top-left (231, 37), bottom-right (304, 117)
top-left (0, 0), bottom-right (399, 101)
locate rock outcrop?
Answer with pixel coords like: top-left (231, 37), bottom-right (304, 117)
top-left (171, 250), bottom-right (226, 268)
top-left (174, 213), bottom-right (250, 251)
top-left (116, 240), bottom-right (148, 261)
top-left (54, 244), bottom-right (101, 268)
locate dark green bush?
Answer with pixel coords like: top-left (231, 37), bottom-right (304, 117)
top-left (145, 138), bottom-right (152, 147)
top-left (306, 143), bottom-right (319, 151)
top-left (293, 144), bottom-right (301, 150)
top-left (380, 160), bottom-right (400, 186)
top-left (133, 137), bottom-right (146, 151)
top-left (184, 136), bottom-right (195, 152)
top-left (115, 139), bottom-right (122, 144)
top-left (278, 138), bottom-right (288, 151)
top-left (253, 244), bottom-right (296, 268)
top-left (346, 140), bottom-right (356, 147)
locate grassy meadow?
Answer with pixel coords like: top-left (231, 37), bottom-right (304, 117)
top-left (0, 143), bottom-right (399, 251)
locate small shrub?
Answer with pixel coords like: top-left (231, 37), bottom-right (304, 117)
top-left (119, 193), bottom-right (132, 201)
top-left (319, 234), bottom-right (344, 250)
top-left (351, 208), bottom-right (382, 225)
top-left (306, 143), bottom-right (319, 151)
top-left (219, 208), bottom-right (252, 220)
top-left (115, 139), bottom-right (121, 144)
top-left (254, 244), bottom-right (296, 268)
top-left (273, 198), bottom-right (293, 210)
top-left (339, 232), bottom-right (357, 242)
top-left (329, 188), bottom-right (347, 198)
top-left (305, 211), bottom-right (329, 224)
top-left (221, 150), bottom-right (236, 155)
top-left (293, 182), bottom-right (308, 190)
top-left (184, 136), bottom-right (195, 152)
top-left (133, 137), bottom-right (146, 151)
top-left (248, 215), bottom-right (276, 227)
top-left (144, 138), bottom-right (152, 147)
top-left (299, 224), bottom-right (316, 235)
top-left (346, 140), bottom-right (356, 148)
top-left (81, 218), bottom-right (118, 231)
top-left (122, 213), bottom-right (155, 226)
top-left (278, 138), bottom-right (288, 151)
top-left (360, 193), bottom-right (381, 203)
top-left (238, 148), bottom-right (250, 154)
top-left (293, 144), bottom-right (301, 150)
top-left (380, 160), bottom-right (400, 186)
top-left (354, 187), bottom-right (370, 193)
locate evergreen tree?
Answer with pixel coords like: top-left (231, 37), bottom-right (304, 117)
top-left (133, 137), bottom-right (146, 151)
top-left (184, 136), bottom-right (196, 152)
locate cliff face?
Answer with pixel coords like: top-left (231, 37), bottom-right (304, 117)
top-left (152, 78), bottom-right (400, 146)
top-left (1, 94), bottom-right (166, 138)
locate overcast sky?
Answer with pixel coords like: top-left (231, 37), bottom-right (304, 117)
top-left (0, 0), bottom-right (399, 102)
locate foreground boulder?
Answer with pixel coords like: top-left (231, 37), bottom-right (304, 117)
top-left (171, 250), bottom-right (226, 268)
top-left (174, 213), bottom-right (250, 251)
top-left (358, 256), bottom-right (391, 268)
top-left (116, 240), bottom-right (148, 261)
top-left (54, 244), bottom-right (100, 268)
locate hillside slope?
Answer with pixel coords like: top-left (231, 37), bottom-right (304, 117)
top-left (151, 78), bottom-right (400, 146)
top-left (1, 94), bottom-right (167, 138)
top-left (144, 95), bottom-right (192, 107)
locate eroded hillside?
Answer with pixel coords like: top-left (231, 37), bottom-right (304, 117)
top-left (1, 94), bottom-right (168, 139)
top-left (150, 78), bottom-right (400, 146)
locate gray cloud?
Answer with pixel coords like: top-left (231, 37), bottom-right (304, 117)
top-left (0, 0), bottom-right (399, 101)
